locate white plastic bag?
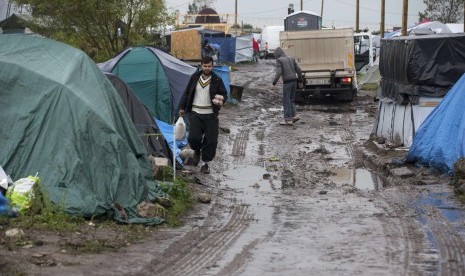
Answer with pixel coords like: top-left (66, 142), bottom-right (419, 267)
top-left (174, 116), bottom-right (186, 140)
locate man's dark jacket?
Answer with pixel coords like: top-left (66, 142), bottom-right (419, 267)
top-left (179, 70), bottom-right (228, 116)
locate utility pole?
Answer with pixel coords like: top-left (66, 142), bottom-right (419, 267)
top-left (463, 0), bottom-right (465, 32)
top-left (402, 0), bottom-right (408, 36)
top-left (321, 0), bottom-right (324, 18)
top-left (301, 0), bottom-right (303, 10)
top-left (380, 0), bottom-right (385, 38)
top-left (356, 0), bottom-right (360, 32)
top-left (235, 0), bottom-right (238, 34)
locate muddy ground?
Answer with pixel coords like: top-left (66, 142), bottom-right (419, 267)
top-left (2, 60), bottom-right (465, 275)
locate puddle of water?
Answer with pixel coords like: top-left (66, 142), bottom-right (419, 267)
top-left (415, 191), bottom-right (465, 223)
top-left (210, 165), bottom-right (276, 271)
top-left (328, 168), bottom-right (384, 191)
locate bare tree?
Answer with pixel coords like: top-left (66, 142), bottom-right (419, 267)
top-left (419, 0), bottom-right (464, 23)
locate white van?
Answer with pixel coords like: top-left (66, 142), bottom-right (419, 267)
top-left (260, 25), bottom-right (284, 58)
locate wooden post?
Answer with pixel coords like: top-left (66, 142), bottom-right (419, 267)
top-left (402, 0), bottom-right (408, 36)
top-left (321, 0), bottom-right (324, 18)
top-left (235, 0), bottom-right (238, 34)
top-left (380, 0), bottom-right (385, 38)
top-left (356, 0), bottom-right (360, 32)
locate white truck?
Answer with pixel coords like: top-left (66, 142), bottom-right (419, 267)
top-left (260, 25), bottom-right (284, 58)
top-left (280, 28), bottom-right (357, 102)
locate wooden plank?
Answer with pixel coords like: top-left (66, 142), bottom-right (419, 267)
top-left (170, 29), bottom-right (202, 60)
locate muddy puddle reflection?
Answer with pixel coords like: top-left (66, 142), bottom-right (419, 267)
top-left (329, 167), bottom-right (384, 191)
top-left (210, 165), bottom-right (276, 272)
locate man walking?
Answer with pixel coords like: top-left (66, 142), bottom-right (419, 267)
top-left (179, 56), bottom-right (228, 174)
top-left (272, 47), bottom-right (303, 125)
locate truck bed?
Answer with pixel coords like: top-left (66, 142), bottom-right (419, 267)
top-left (280, 28), bottom-right (355, 72)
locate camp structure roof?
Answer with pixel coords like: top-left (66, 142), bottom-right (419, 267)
top-left (104, 73), bottom-right (170, 159)
top-left (98, 47), bottom-right (197, 123)
top-left (0, 35), bottom-right (163, 224)
top-left (386, 21), bottom-right (452, 38)
top-left (0, 13), bottom-right (30, 34)
top-left (195, 8), bottom-right (220, 24)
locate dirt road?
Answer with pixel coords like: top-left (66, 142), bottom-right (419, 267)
top-left (6, 61), bottom-right (465, 275)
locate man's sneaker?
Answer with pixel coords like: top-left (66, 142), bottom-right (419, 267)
top-left (200, 163), bottom-right (210, 174)
top-left (292, 116), bottom-right (301, 123)
top-left (279, 120), bottom-right (293, 126)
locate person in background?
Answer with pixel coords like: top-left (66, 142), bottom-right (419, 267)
top-left (252, 38), bottom-right (260, 62)
top-left (178, 56), bottom-right (228, 174)
top-left (264, 42), bottom-right (269, 59)
top-left (272, 47), bottom-right (303, 125)
top-left (210, 43), bottom-right (221, 63)
top-left (202, 39), bottom-right (213, 58)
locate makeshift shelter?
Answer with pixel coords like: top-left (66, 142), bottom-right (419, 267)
top-left (207, 34), bottom-right (254, 63)
top-left (386, 21), bottom-right (452, 38)
top-left (105, 73), bottom-right (169, 158)
top-left (0, 35), bottom-right (163, 224)
top-left (168, 28), bottom-right (226, 61)
top-left (405, 74), bottom-right (465, 173)
top-left (0, 14), bottom-right (30, 34)
top-left (99, 47), bottom-right (197, 123)
top-left (372, 33), bottom-right (465, 146)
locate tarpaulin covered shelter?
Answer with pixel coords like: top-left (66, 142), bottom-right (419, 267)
top-left (386, 21), bottom-right (452, 38)
top-left (98, 47), bottom-right (197, 123)
top-left (207, 34), bottom-right (254, 63)
top-left (0, 35), bottom-right (163, 224)
top-left (405, 74), bottom-right (465, 173)
top-left (372, 33), bottom-right (465, 146)
top-left (105, 73), bottom-right (169, 158)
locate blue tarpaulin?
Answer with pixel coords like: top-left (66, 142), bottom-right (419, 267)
top-left (155, 118), bottom-right (188, 165)
top-left (405, 74), bottom-right (465, 173)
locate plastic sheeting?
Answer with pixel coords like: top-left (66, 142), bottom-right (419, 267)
top-left (371, 97), bottom-right (442, 147)
top-left (379, 33), bottom-right (465, 104)
top-left (405, 74), bottom-right (465, 173)
top-left (0, 35), bottom-right (164, 224)
top-left (98, 47), bottom-right (196, 123)
top-left (235, 34), bottom-right (253, 63)
top-left (155, 119), bottom-right (188, 166)
top-left (206, 37), bottom-right (236, 63)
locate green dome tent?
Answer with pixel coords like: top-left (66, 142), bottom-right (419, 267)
top-left (0, 35), bottom-right (163, 224)
top-left (98, 47), bottom-right (197, 123)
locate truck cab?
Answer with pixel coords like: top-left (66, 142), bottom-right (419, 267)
top-left (354, 32), bottom-right (377, 71)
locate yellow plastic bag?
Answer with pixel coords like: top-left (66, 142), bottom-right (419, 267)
top-left (6, 175), bottom-right (40, 214)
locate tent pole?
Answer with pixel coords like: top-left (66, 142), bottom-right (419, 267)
top-left (173, 124), bottom-right (176, 180)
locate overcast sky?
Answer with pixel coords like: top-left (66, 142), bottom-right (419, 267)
top-left (164, 0), bottom-right (426, 31)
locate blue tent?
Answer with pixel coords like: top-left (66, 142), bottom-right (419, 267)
top-left (405, 74), bottom-right (465, 173)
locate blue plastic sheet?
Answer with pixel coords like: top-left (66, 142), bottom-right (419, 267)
top-left (155, 118), bottom-right (188, 165)
top-left (406, 73), bottom-right (465, 173)
top-left (213, 65), bottom-right (230, 98)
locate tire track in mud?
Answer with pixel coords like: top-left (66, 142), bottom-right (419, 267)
top-left (422, 205), bottom-right (465, 275)
top-left (373, 192), bottom-right (430, 274)
top-left (165, 205), bottom-right (253, 276)
top-left (231, 129), bottom-right (250, 156)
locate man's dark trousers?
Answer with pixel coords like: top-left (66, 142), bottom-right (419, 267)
top-left (188, 112), bottom-right (219, 162)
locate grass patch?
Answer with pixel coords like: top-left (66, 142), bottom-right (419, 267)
top-left (155, 167), bottom-right (193, 227)
top-left (3, 184), bottom-right (84, 232)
